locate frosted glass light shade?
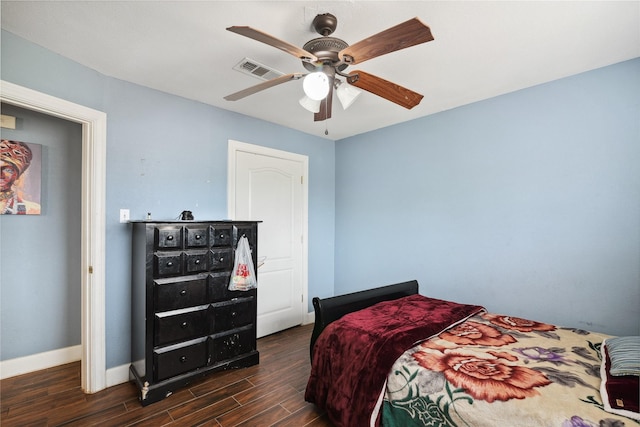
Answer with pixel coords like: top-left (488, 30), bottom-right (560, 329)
top-left (336, 83), bottom-right (362, 110)
top-left (303, 72), bottom-right (330, 101)
top-left (299, 96), bottom-right (321, 113)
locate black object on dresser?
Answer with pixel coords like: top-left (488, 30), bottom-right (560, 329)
top-left (129, 220), bottom-right (260, 406)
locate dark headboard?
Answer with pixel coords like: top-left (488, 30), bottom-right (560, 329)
top-left (309, 280), bottom-right (419, 360)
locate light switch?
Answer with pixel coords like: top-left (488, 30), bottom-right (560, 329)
top-left (119, 209), bottom-right (130, 223)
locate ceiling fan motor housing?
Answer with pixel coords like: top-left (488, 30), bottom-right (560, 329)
top-left (302, 37), bottom-right (349, 72)
top-left (301, 13), bottom-right (349, 72)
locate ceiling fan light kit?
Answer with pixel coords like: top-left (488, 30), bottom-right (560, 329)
top-left (336, 82), bottom-right (361, 110)
top-left (225, 13), bottom-right (434, 123)
top-left (299, 95), bottom-right (322, 113)
top-left (303, 71), bottom-right (331, 100)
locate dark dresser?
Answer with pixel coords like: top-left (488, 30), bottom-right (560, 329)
top-left (129, 220), bottom-right (260, 405)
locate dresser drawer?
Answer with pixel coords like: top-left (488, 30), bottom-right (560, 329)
top-left (185, 225), bottom-right (209, 248)
top-left (211, 329), bottom-right (254, 363)
top-left (185, 250), bottom-right (209, 273)
top-left (155, 226), bottom-right (183, 250)
top-left (211, 225), bottom-right (233, 247)
top-left (235, 226), bottom-right (256, 247)
top-left (154, 306), bottom-right (209, 346)
top-left (210, 248), bottom-right (233, 271)
top-left (154, 275), bottom-right (208, 311)
top-left (212, 299), bottom-right (254, 332)
top-left (154, 338), bottom-right (208, 382)
top-left (154, 252), bottom-right (183, 277)
top-left (209, 272), bottom-right (246, 302)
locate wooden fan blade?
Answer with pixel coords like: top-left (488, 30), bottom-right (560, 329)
top-left (314, 86), bottom-right (333, 122)
top-left (227, 26), bottom-right (318, 63)
top-left (339, 17), bottom-right (433, 65)
top-left (224, 73), bottom-right (304, 101)
top-left (347, 70), bottom-right (423, 109)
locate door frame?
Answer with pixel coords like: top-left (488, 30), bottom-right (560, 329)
top-left (227, 139), bottom-right (309, 326)
top-left (1, 80), bottom-right (107, 393)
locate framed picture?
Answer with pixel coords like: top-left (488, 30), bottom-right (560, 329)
top-left (1, 139), bottom-right (42, 215)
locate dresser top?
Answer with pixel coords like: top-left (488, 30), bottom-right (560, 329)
top-left (129, 220), bottom-right (261, 224)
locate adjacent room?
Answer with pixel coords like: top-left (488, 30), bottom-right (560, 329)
top-left (1, 1), bottom-right (638, 426)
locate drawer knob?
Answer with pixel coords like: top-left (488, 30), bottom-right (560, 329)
top-left (166, 261), bottom-right (174, 267)
top-left (194, 259), bottom-right (201, 265)
top-left (180, 356), bottom-right (187, 363)
top-left (180, 289), bottom-right (187, 296)
top-left (219, 234), bottom-right (225, 239)
top-left (231, 311), bottom-right (237, 318)
top-left (181, 322), bottom-right (188, 329)
top-left (195, 234), bottom-right (201, 240)
top-left (219, 257), bottom-right (224, 262)
top-left (167, 235), bottom-right (174, 241)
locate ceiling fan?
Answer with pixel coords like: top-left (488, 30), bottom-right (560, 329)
top-left (224, 13), bottom-right (434, 122)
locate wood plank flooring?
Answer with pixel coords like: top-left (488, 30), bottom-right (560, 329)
top-left (0, 324), bottom-right (334, 426)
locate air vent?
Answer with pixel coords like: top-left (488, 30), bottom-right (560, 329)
top-left (233, 58), bottom-right (284, 81)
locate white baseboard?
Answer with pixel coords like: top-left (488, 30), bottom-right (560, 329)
top-left (106, 363), bottom-right (131, 387)
top-left (107, 315), bottom-right (316, 388)
top-left (1, 315), bottom-right (319, 385)
top-left (0, 345), bottom-right (81, 380)
top-left (304, 310), bottom-right (315, 325)
top-left (0, 347), bottom-right (130, 389)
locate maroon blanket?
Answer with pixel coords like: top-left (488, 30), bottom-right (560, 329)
top-left (304, 294), bottom-right (484, 427)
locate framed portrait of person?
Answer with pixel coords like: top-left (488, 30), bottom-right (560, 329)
top-left (1, 139), bottom-right (42, 215)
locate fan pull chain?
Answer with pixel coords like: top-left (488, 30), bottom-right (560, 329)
top-left (324, 96), bottom-right (329, 136)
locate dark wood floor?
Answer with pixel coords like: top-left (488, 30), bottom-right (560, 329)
top-left (0, 324), bottom-right (334, 426)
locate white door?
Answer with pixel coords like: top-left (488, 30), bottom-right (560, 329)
top-left (228, 140), bottom-right (308, 338)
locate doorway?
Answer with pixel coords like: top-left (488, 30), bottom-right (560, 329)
top-left (227, 140), bottom-right (308, 337)
top-left (0, 80), bottom-right (107, 393)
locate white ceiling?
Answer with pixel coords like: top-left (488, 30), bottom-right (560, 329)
top-left (2, 1), bottom-right (639, 140)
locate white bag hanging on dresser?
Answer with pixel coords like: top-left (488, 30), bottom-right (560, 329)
top-left (228, 236), bottom-right (257, 291)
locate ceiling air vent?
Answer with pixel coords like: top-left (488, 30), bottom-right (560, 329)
top-left (233, 58), bottom-right (284, 81)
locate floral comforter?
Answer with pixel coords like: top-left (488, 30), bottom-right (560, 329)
top-left (306, 295), bottom-right (484, 427)
top-left (381, 312), bottom-right (638, 427)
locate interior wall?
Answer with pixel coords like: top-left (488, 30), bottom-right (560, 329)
top-left (1, 30), bottom-right (336, 370)
top-left (0, 103), bottom-right (83, 360)
top-left (335, 58), bottom-right (640, 336)
top-left (3, 24), bottom-right (636, 375)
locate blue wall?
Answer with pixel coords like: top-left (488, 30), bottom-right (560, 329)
top-left (335, 58), bottom-right (640, 336)
top-left (1, 30), bottom-right (336, 368)
top-left (2, 28), bottom-right (638, 373)
top-left (1, 104), bottom-right (82, 360)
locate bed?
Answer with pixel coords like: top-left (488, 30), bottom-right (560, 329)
top-left (305, 280), bottom-right (639, 427)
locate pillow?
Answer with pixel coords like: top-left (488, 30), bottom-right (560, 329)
top-left (600, 339), bottom-right (639, 420)
top-left (606, 336), bottom-right (640, 376)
